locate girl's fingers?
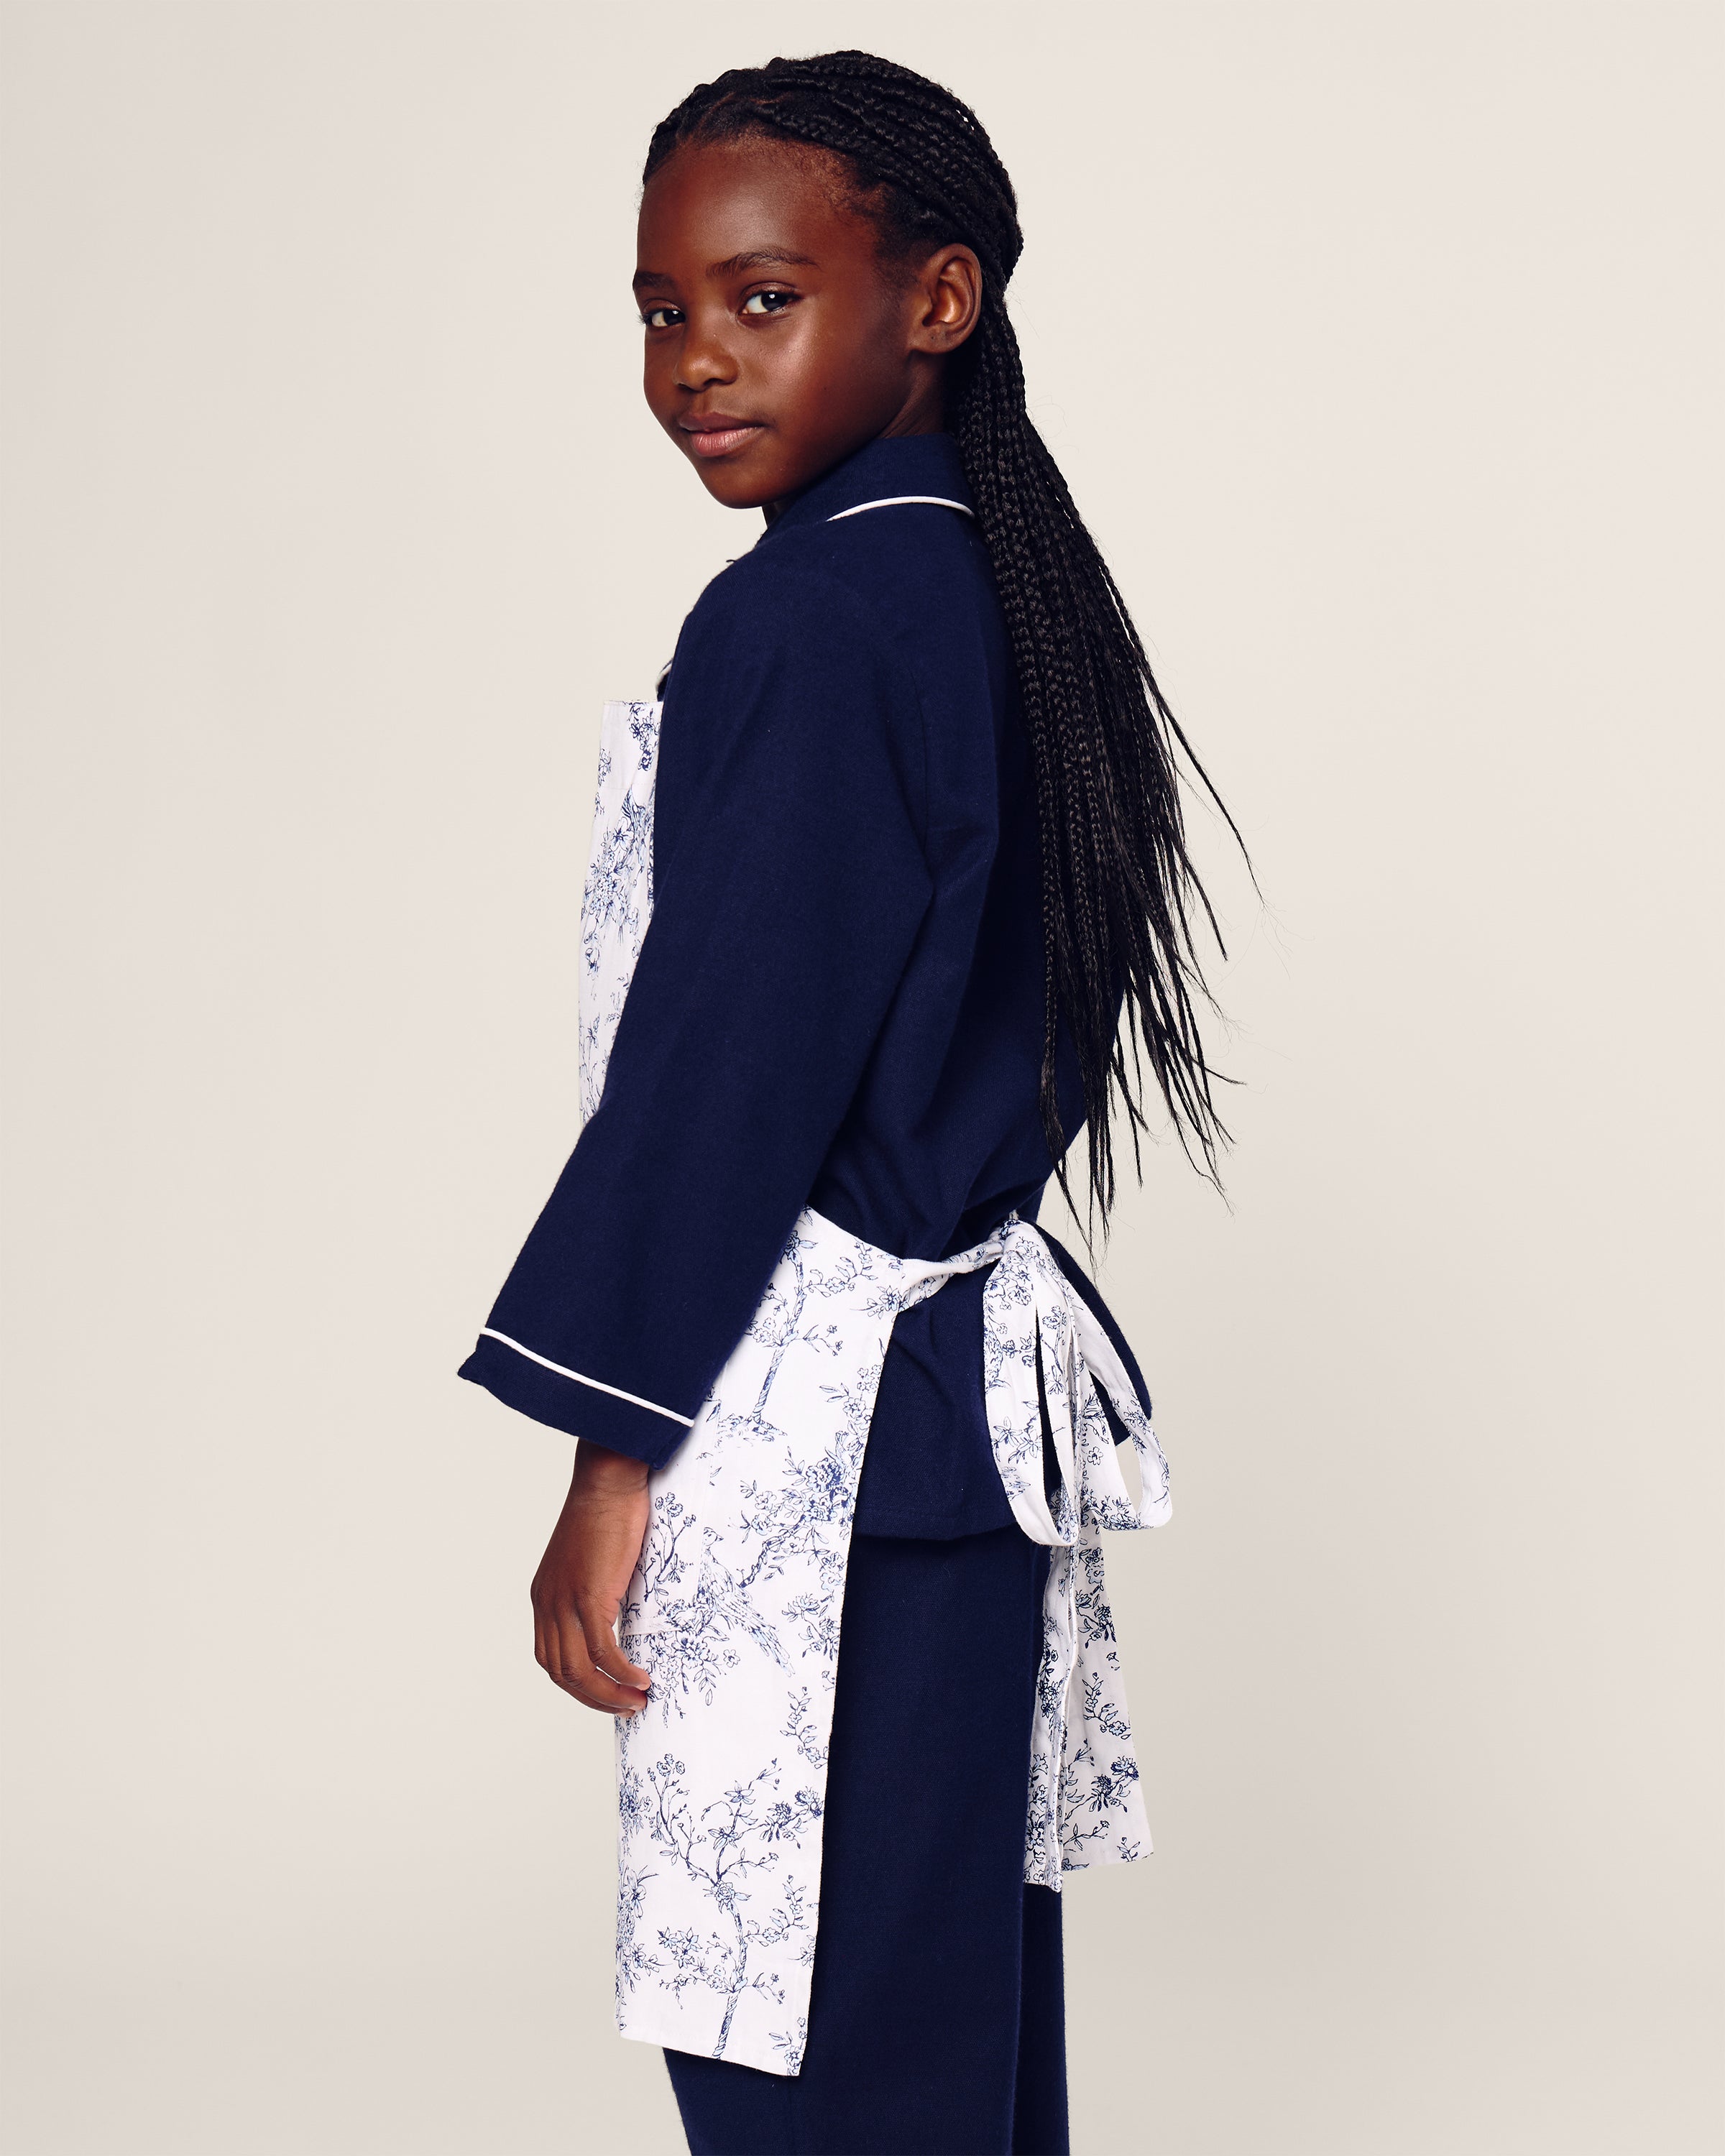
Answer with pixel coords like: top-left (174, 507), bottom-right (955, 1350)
top-left (554, 1605), bottom-right (637, 1717)
top-left (527, 1457), bottom-right (653, 1714)
top-left (539, 1598), bottom-right (567, 1687)
top-left (581, 1613), bottom-right (651, 1700)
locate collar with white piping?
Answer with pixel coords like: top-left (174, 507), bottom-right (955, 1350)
top-left (827, 494), bottom-right (974, 522)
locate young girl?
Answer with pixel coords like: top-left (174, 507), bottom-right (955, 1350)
top-left (460, 51), bottom-right (1230, 2156)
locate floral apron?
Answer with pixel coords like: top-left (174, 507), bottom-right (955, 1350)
top-left (584, 552), bottom-right (1171, 2081)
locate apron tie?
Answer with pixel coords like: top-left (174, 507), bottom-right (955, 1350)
top-left (978, 1217), bottom-right (1172, 1883)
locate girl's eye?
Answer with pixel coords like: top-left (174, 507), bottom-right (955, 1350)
top-left (740, 289), bottom-right (796, 318)
top-left (640, 305), bottom-right (683, 331)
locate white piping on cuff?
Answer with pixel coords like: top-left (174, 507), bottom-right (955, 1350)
top-left (476, 1329), bottom-right (696, 1427)
top-left (826, 495), bottom-right (975, 521)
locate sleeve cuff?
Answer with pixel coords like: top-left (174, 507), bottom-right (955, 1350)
top-left (456, 1332), bottom-right (694, 1468)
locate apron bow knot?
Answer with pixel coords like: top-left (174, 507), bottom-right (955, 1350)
top-left (976, 1216), bottom-right (1172, 1884)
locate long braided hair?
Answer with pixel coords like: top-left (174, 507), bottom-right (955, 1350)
top-left (645, 52), bottom-right (1241, 1223)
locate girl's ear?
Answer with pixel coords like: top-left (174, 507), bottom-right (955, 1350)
top-left (907, 245), bottom-right (984, 356)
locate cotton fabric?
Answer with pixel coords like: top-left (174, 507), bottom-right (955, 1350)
top-left (610, 1191), bottom-right (1167, 2070)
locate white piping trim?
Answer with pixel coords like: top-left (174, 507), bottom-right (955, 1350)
top-left (827, 494), bottom-right (975, 522)
top-left (477, 1329), bottom-right (696, 1427)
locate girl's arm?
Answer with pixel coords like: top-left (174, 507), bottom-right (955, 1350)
top-left (461, 561), bottom-right (934, 1710)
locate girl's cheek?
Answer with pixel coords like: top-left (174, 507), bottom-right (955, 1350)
top-left (642, 346), bottom-right (678, 405)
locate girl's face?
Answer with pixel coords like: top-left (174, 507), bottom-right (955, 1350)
top-left (635, 137), bottom-right (980, 515)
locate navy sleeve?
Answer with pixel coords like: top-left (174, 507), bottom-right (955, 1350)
top-left (459, 559), bottom-right (934, 1463)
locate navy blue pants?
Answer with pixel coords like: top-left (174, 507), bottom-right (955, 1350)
top-left (665, 1525), bottom-right (1067, 2156)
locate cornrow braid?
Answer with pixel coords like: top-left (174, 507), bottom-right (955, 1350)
top-left (645, 50), bottom-right (1241, 1225)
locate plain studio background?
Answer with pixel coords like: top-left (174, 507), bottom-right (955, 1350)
top-left (1, 3), bottom-right (1719, 2152)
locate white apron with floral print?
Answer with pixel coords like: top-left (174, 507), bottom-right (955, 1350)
top-left (581, 679), bottom-right (1171, 2079)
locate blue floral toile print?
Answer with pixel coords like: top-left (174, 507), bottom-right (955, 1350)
top-left (584, 696), bottom-right (1172, 2077)
top-left (579, 699), bottom-right (661, 1125)
top-left (977, 1217), bottom-right (1172, 1885)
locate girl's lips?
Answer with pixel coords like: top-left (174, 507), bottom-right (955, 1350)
top-left (683, 421), bottom-right (765, 459)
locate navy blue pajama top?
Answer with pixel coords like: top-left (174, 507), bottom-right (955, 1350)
top-left (460, 432), bottom-right (1147, 1537)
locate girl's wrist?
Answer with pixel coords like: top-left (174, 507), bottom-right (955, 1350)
top-left (573, 1437), bottom-right (652, 1493)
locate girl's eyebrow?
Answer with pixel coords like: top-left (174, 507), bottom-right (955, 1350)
top-left (632, 249), bottom-right (817, 294)
top-left (707, 248), bottom-right (818, 277)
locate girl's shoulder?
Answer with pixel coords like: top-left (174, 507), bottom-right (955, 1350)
top-left (681, 500), bottom-right (1000, 682)
top-left (663, 535), bottom-right (926, 768)
top-left (661, 505), bottom-right (1008, 851)
top-left (671, 526), bottom-right (915, 693)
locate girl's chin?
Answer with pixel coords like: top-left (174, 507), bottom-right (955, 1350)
top-left (691, 459), bottom-right (786, 512)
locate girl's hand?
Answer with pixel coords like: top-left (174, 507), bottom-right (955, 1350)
top-left (530, 1439), bottom-right (653, 1715)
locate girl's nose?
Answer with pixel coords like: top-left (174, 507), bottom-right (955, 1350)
top-left (674, 315), bottom-right (739, 394)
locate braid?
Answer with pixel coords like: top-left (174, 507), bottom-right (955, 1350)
top-left (645, 52), bottom-right (1242, 1224)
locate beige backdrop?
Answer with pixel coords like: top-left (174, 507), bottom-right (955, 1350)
top-left (2, 4), bottom-right (1719, 2152)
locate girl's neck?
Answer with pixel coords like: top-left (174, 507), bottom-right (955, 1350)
top-left (764, 406), bottom-right (947, 525)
